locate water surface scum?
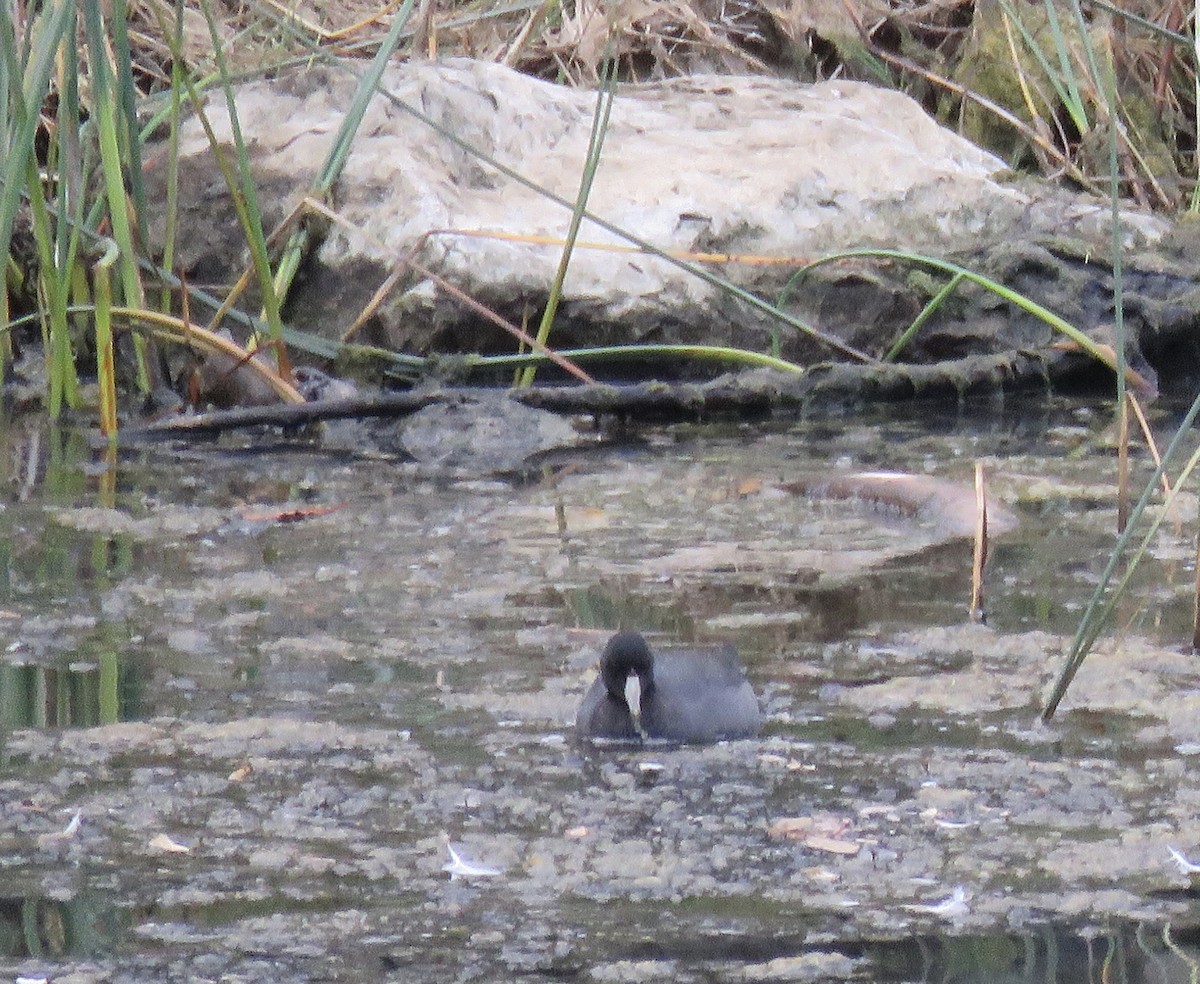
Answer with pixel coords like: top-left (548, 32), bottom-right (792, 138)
top-left (3, 405), bottom-right (1200, 981)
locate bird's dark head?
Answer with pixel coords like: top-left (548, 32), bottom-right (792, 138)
top-left (600, 632), bottom-right (654, 699)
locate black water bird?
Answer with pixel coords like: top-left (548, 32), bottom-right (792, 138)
top-left (576, 631), bottom-right (761, 743)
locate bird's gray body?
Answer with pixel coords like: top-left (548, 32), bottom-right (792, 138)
top-left (576, 633), bottom-right (761, 743)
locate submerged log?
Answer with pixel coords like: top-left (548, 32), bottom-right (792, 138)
top-left (124, 349), bottom-right (1063, 441)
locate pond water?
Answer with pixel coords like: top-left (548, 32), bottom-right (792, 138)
top-left (2, 395), bottom-right (1200, 983)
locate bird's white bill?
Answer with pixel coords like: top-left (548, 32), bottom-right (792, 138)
top-left (626, 676), bottom-right (642, 725)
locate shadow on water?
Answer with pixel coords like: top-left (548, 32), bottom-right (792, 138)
top-left (5, 888), bottom-right (1200, 984)
top-left (875, 920), bottom-right (1200, 984)
top-left (0, 894), bottom-right (124, 960)
top-left (0, 426), bottom-right (157, 727)
top-left (0, 654), bottom-right (142, 728)
top-left (860, 920), bottom-right (1200, 984)
top-left (0, 613), bottom-right (153, 727)
top-left (598, 918), bottom-right (1200, 983)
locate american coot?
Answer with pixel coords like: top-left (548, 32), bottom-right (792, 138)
top-left (576, 632), bottom-right (761, 743)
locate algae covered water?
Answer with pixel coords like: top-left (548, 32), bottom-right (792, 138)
top-left (2, 398), bottom-right (1199, 982)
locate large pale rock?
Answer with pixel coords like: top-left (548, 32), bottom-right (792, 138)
top-left (149, 58), bottom-right (1171, 364)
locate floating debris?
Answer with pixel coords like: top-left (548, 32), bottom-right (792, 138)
top-left (36, 810), bottom-right (82, 848)
top-left (149, 833), bottom-right (192, 854)
top-left (1168, 846), bottom-right (1200, 874)
top-left (932, 816), bottom-right (974, 829)
top-left (768, 815), bottom-right (859, 855)
top-left (442, 836), bottom-right (503, 881)
top-left (904, 886), bottom-right (971, 919)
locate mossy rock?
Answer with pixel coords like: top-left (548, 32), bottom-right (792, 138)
top-left (951, 1), bottom-right (1106, 167)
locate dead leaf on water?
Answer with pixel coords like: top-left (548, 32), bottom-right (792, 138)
top-left (758, 753), bottom-right (811, 771)
top-left (768, 814), bottom-right (859, 855)
top-left (149, 833), bottom-right (192, 854)
top-left (804, 835), bottom-right (861, 856)
top-left (37, 810), bottom-right (82, 848)
top-left (768, 817), bottom-right (811, 840)
top-left (238, 502), bottom-right (345, 524)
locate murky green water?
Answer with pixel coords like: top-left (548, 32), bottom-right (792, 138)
top-left (2, 396), bottom-right (1200, 982)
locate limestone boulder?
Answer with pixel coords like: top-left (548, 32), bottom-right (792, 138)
top-left (146, 58), bottom-right (1174, 368)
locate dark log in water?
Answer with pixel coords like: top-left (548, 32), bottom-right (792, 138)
top-left (122, 351), bottom-right (1062, 441)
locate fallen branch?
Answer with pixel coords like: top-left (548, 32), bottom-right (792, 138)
top-left (123, 349), bottom-right (1063, 440)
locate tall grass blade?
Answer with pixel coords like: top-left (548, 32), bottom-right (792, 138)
top-left (24, 155), bottom-right (78, 416)
top-left (0, 0), bottom-right (72, 338)
top-left (272, 0), bottom-right (417, 308)
top-left (788, 248), bottom-right (1148, 389)
top-left (94, 239), bottom-right (120, 440)
top-left (969, 461), bottom-right (988, 624)
top-left (481, 343), bottom-right (804, 374)
top-left (883, 271), bottom-right (965, 361)
top-left (8, 1), bottom-right (82, 414)
top-left (110, 0), bottom-right (149, 250)
top-left (195, 0), bottom-right (288, 369)
top-left (1066, 0), bottom-right (1106, 101)
top-left (83, 0), bottom-right (152, 392)
top-left (1041, 392), bottom-right (1200, 718)
top-left (54, 4), bottom-right (88, 290)
top-left (1039, 0), bottom-right (1089, 132)
top-left (157, 5), bottom-right (186, 315)
top-left (1040, 1), bottom-right (1136, 716)
top-left (50, 5), bottom-right (85, 412)
top-left (1116, 396), bottom-right (1130, 532)
top-left (518, 54), bottom-right (616, 388)
top-left (1193, 492), bottom-right (1200, 651)
top-left (994, 0), bottom-right (1088, 135)
top-left (1194, 1), bottom-right (1200, 212)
